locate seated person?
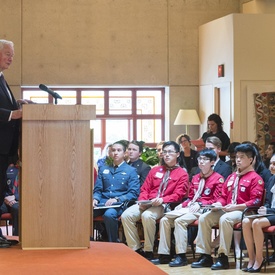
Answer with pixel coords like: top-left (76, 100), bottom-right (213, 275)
top-left (263, 142), bottom-right (275, 169)
top-left (191, 143), bottom-right (264, 270)
top-left (93, 140), bottom-right (140, 242)
top-left (151, 149), bottom-right (223, 267)
top-left (190, 136), bottom-right (231, 181)
top-left (1, 163), bottom-right (19, 236)
top-left (127, 140), bottom-right (151, 185)
top-left (155, 141), bottom-right (165, 166)
top-left (121, 141), bottom-right (189, 260)
top-left (176, 134), bottom-right (198, 175)
top-left (242, 156), bottom-right (275, 272)
top-left (226, 142), bottom-right (241, 172)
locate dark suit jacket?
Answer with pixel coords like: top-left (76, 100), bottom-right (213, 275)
top-left (264, 175), bottom-right (275, 214)
top-left (213, 159), bottom-right (232, 181)
top-left (0, 76), bottom-right (19, 155)
top-left (128, 159), bottom-right (151, 186)
top-left (190, 158), bottom-right (232, 182)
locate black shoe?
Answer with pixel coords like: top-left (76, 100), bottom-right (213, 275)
top-left (169, 254), bottom-right (188, 267)
top-left (144, 251), bottom-right (154, 260)
top-left (151, 254), bottom-right (171, 265)
top-left (0, 236), bottom-right (11, 248)
top-left (242, 266), bottom-right (253, 272)
top-left (269, 252), bottom-right (275, 262)
top-left (7, 239), bottom-right (19, 246)
top-left (191, 254), bottom-right (213, 268)
top-left (211, 253), bottom-right (229, 270)
top-left (248, 258), bottom-right (266, 273)
top-left (135, 248), bottom-right (145, 257)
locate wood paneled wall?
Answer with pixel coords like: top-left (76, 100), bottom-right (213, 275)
top-left (0, 0), bottom-right (241, 140)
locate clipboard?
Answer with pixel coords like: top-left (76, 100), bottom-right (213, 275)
top-left (245, 213), bottom-right (275, 219)
top-left (136, 200), bottom-right (152, 205)
top-left (191, 139), bottom-right (205, 151)
top-left (94, 202), bottom-right (123, 209)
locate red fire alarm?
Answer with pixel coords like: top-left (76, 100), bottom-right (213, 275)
top-left (218, 64), bottom-right (224, 77)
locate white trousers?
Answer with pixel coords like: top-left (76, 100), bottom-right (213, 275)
top-left (196, 209), bottom-right (242, 256)
top-left (158, 212), bottom-right (200, 255)
top-left (121, 203), bottom-right (165, 251)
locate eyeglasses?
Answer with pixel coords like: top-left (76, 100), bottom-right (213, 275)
top-left (180, 140), bottom-right (188, 143)
top-left (197, 157), bottom-right (210, 162)
top-left (163, 150), bottom-right (177, 155)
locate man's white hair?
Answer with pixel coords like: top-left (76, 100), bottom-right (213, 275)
top-left (0, 39), bottom-right (14, 50)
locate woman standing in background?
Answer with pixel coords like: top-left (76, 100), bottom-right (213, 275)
top-left (201, 113), bottom-right (230, 161)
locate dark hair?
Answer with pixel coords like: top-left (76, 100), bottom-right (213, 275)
top-left (176, 134), bottom-right (191, 146)
top-left (227, 142), bottom-right (241, 153)
top-left (198, 148), bottom-right (217, 162)
top-left (162, 141), bottom-right (180, 152)
top-left (113, 140), bottom-right (129, 151)
top-left (161, 141), bottom-right (182, 166)
top-left (268, 142), bottom-right (275, 153)
top-left (207, 113), bottom-right (223, 132)
top-left (235, 143), bottom-right (257, 159)
top-left (129, 140), bottom-right (145, 153)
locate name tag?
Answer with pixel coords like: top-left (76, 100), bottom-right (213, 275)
top-left (103, 169), bottom-right (109, 174)
top-left (155, 172), bottom-right (163, 179)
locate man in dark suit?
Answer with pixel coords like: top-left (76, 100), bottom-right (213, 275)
top-left (0, 39), bottom-right (29, 247)
top-left (128, 140), bottom-right (151, 185)
top-left (190, 136), bottom-right (231, 181)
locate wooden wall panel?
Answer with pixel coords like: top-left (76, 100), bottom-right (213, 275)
top-left (21, 0), bottom-right (168, 85)
top-left (0, 0), bottom-right (21, 85)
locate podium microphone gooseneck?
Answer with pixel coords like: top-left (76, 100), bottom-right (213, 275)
top-left (39, 84), bottom-right (62, 105)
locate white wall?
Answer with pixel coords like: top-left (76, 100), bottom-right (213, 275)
top-left (199, 15), bottom-right (234, 139)
top-left (199, 13), bottom-right (275, 144)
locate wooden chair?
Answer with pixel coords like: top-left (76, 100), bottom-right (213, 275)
top-left (262, 225), bottom-right (275, 265)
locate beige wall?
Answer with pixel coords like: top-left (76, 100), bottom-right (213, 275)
top-left (243, 0), bottom-right (275, 13)
top-left (0, 0), bottom-right (242, 141)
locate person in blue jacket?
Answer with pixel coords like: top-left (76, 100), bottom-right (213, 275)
top-left (93, 140), bottom-right (140, 242)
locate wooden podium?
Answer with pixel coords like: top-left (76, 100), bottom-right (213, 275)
top-left (20, 104), bottom-right (96, 249)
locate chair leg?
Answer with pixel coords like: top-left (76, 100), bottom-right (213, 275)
top-left (5, 220), bottom-right (9, 236)
top-left (240, 229), bottom-right (244, 268)
top-left (266, 233), bottom-right (270, 265)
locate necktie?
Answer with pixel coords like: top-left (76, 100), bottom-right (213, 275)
top-left (271, 183), bottom-right (275, 208)
top-left (191, 177), bottom-right (206, 204)
top-left (12, 174), bottom-right (19, 196)
top-left (157, 170), bottom-right (170, 198)
top-left (0, 73), bottom-right (13, 102)
top-left (231, 174), bottom-right (240, 204)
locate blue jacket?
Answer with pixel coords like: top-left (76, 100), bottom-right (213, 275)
top-left (93, 161), bottom-right (140, 203)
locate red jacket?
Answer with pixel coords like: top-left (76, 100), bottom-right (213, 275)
top-left (217, 171), bottom-right (264, 207)
top-left (182, 171), bottom-right (223, 207)
top-left (138, 166), bottom-right (188, 203)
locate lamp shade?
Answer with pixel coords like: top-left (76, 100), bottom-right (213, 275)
top-left (174, 109), bottom-right (201, 125)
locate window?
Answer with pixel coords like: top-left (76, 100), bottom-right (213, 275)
top-left (22, 87), bottom-right (166, 162)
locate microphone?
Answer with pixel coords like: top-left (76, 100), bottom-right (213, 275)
top-left (39, 84), bottom-right (62, 100)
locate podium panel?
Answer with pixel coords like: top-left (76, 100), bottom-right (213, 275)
top-left (21, 104), bottom-right (95, 249)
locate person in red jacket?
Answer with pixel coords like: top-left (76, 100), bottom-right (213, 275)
top-left (191, 143), bottom-right (264, 270)
top-left (121, 141), bottom-right (189, 260)
top-left (151, 149), bottom-right (223, 267)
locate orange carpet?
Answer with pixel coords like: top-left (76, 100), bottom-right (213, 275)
top-left (0, 241), bottom-right (167, 275)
